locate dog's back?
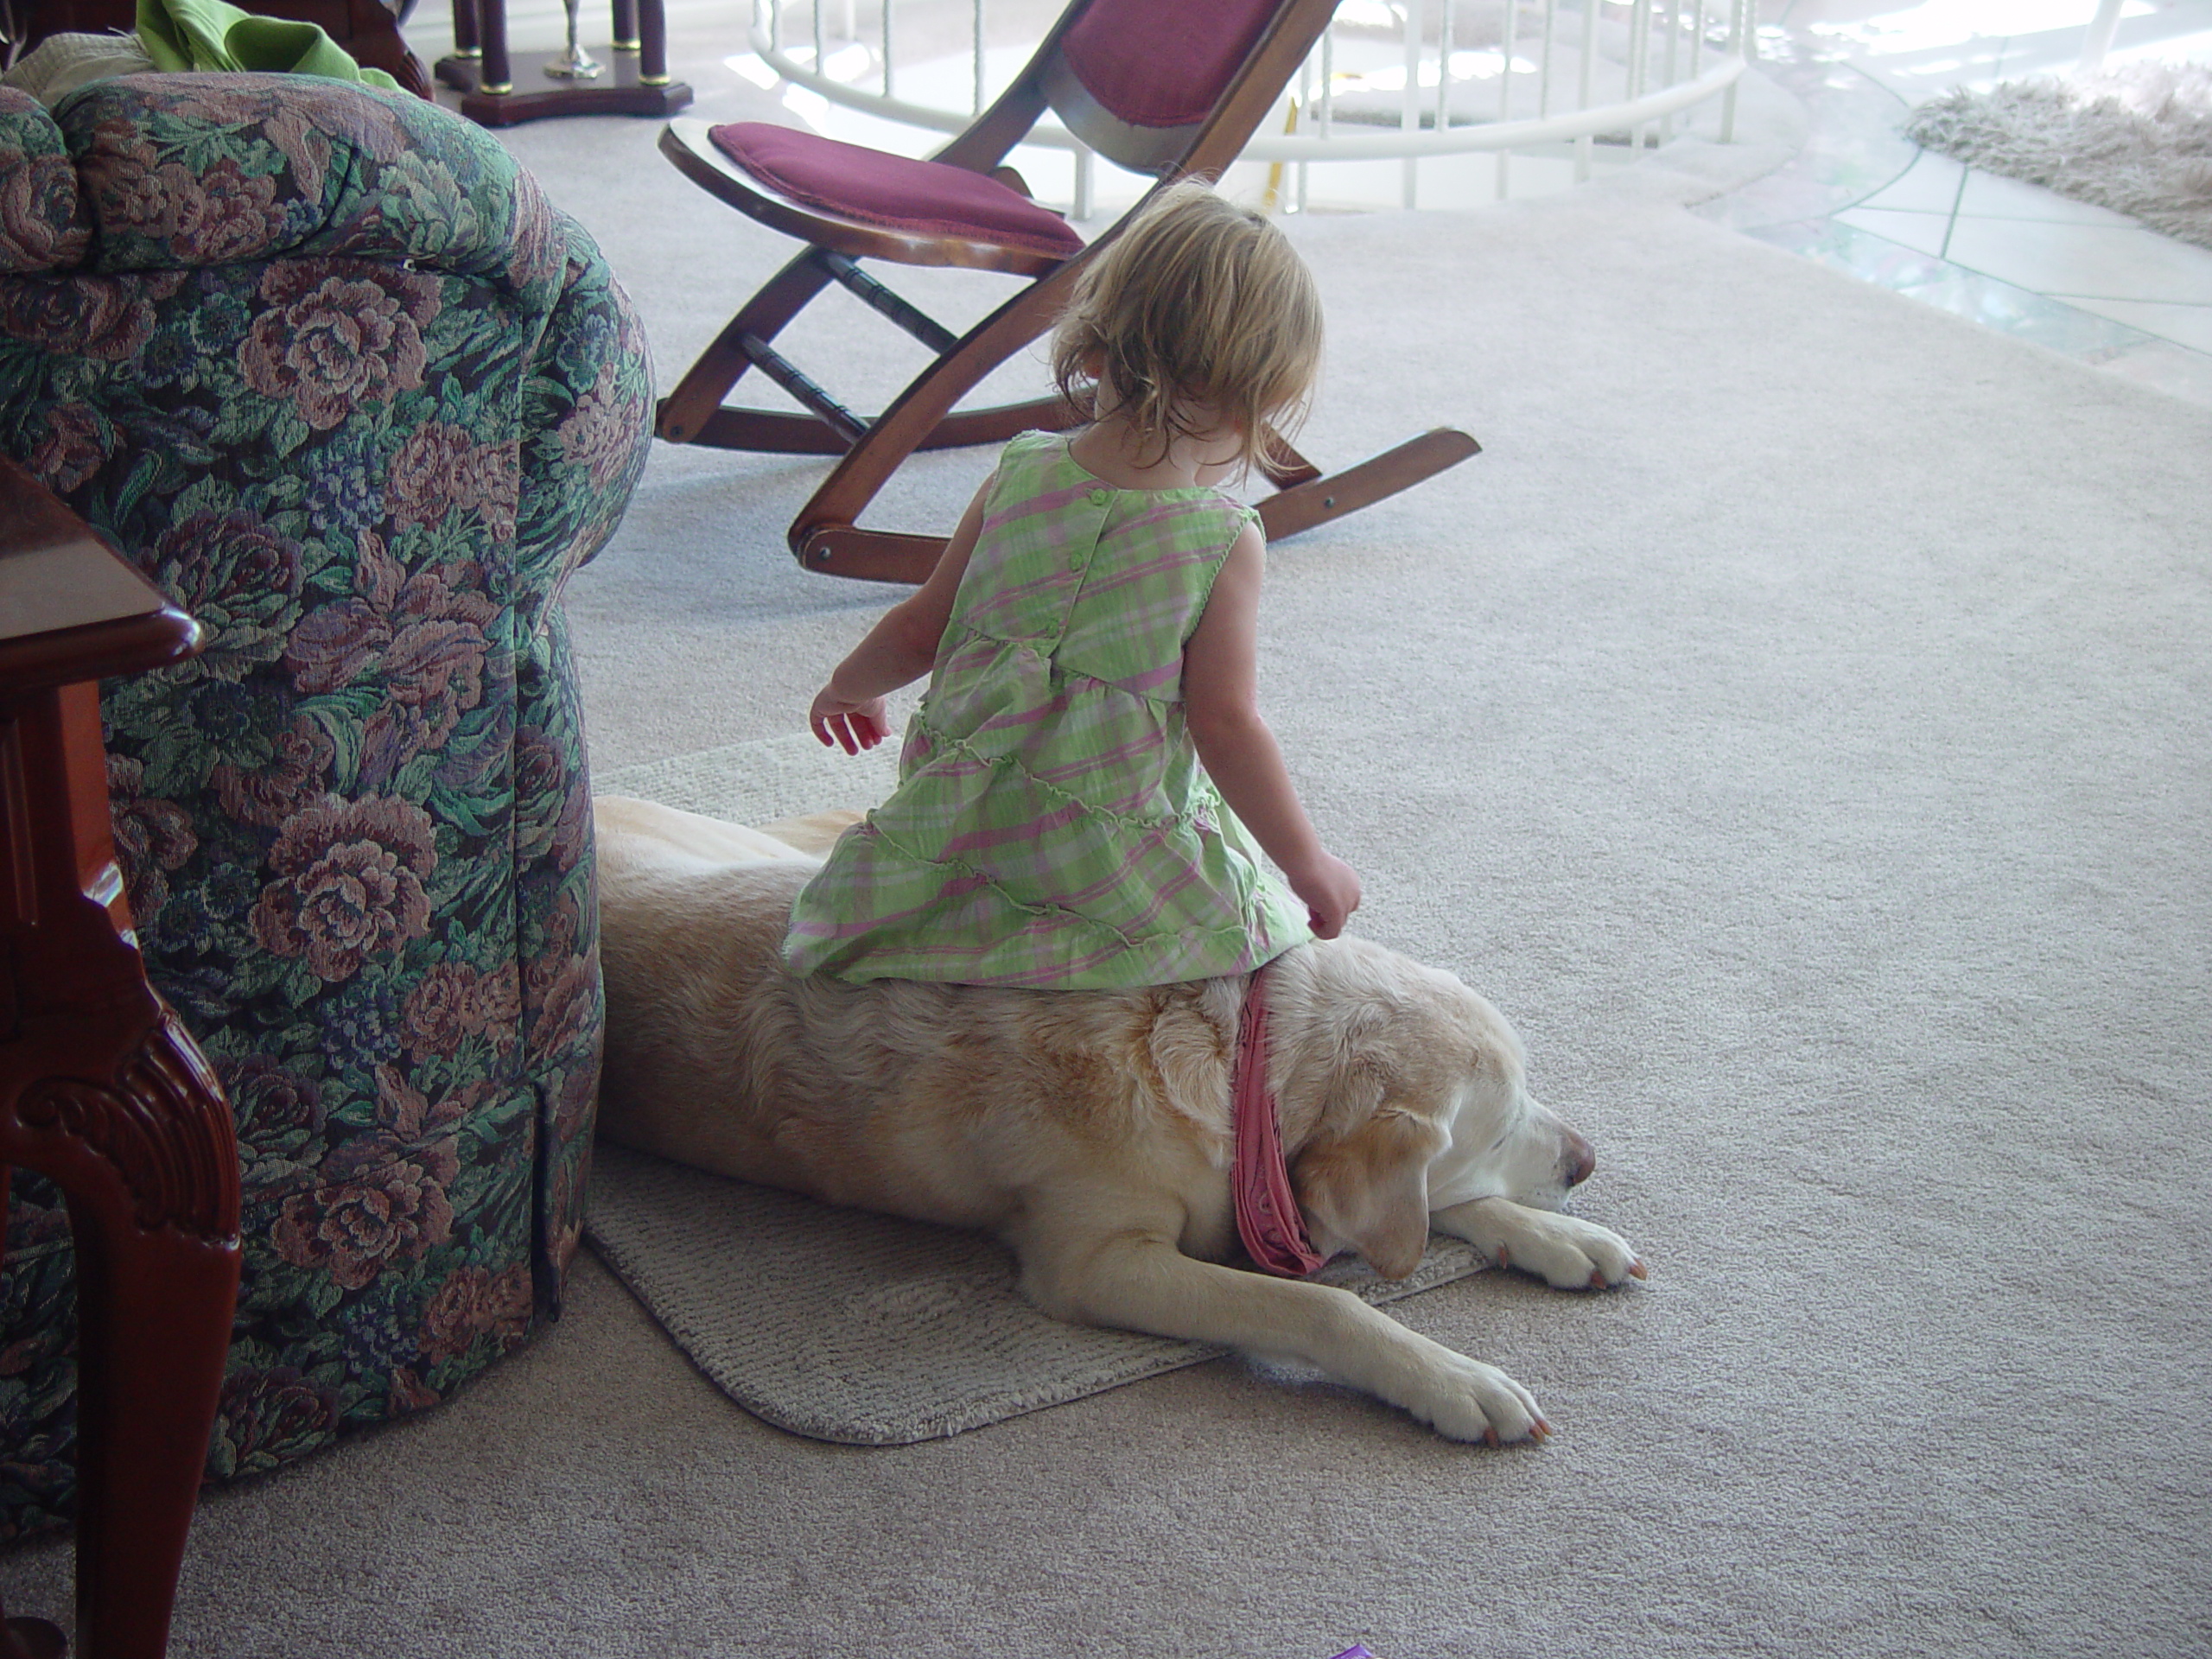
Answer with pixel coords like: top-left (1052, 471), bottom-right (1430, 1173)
top-left (595, 802), bottom-right (1240, 1243)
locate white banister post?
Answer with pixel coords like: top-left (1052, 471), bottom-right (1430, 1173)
top-left (1402, 0), bottom-right (1423, 207)
top-left (972, 0), bottom-right (985, 113)
top-left (1538, 0), bottom-right (1557, 117)
top-left (2076, 0), bottom-right (2125, 76)
top-left (1720, 0), bottom-right (1750, 141)
top-left (1629, 0), bottom-right (1650, 152)
top-left (1575, 0), bottom-right (1599, 181)
top-left (1496, 0), bottom-right (1516, 200)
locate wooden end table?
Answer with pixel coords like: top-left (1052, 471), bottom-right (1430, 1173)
top-left (0, 458), bottom-right (243, 1659)
top-left (435, 0), bottom-right (693, 125)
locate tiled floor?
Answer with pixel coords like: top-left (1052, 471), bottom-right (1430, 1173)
top-left (1697, 0), bottom-right (2212, 404)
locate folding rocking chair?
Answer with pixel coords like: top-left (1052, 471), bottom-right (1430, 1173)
top-left (656, 0), bottom-right (1480, 583)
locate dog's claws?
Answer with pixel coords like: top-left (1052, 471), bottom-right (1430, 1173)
top-left (1494, 1245), bottom-right (1510, 1269)
top-left (1630, 1257), bottom-right (1649, 1280)
top-left (1588, 1269), bottom-right (1607, 1289)
top-left (1483, 1427), bottom-right (1499, 1448)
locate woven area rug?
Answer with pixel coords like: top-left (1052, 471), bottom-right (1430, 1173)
top-left (586, 739), bottom-right (1488, 1445)
top-left (1906, 60), bottom-right (2212, 249)
top-left (586, 1142), bottom-right (1485, 1445)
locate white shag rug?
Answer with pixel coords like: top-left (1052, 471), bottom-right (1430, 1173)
top-left (585, 739), bottom-right (1490, 1445)
top-left (1905, 60), bottom-right (2212, 248)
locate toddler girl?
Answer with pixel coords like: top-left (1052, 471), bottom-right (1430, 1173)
top-left (784, 181), bottom-right (1360, 989)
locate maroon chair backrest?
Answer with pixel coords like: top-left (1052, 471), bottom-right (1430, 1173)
top-left (1041, 0), bottom-right (1320, 173)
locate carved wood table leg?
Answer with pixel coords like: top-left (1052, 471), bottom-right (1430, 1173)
top-left (0, 458), bottom-right (238, 1659)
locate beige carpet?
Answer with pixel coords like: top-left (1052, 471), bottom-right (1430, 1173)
top-left (3, 37), bottom-right (2209, 1658)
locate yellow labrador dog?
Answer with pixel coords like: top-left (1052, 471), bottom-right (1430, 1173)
top-left (594, 797), bottom-right (1643, 1446)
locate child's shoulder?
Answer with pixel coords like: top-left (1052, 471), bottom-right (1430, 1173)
top-left (1000, 429), bottom-right (1073, 471)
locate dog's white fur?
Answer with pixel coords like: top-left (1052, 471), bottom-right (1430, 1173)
top-left (593, 797), bottom-right (1643, 1445)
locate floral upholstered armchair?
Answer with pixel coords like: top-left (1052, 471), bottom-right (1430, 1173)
top-left (0, 73), bottom-right (651, 1537)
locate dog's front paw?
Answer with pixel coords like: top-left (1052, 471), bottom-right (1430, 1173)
top-left (1496, 1212), bottom-right (1645, 1291)
top-left (1435, 1198), bottom-right (1647, 1292)
top-left (1408, 1356), bottom-right (1549, 1446)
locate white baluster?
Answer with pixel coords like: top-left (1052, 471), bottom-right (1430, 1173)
top-left (1629, 0), bottom-right (1649, 152)
top-left (2077, 0), bottom-right (2126, 76)
top-left (1402, 0), bottom-right (1423, 208)
top-left (1298, 53), bottom-right (1313, 212)
top-left (1576, 0), bottom-right (1598, 181)
top-left (1720, 0), bottom-right (1748, 141)
top-left (1539, 0), bottom-right (1557, 118)
top-left (1496, 0), bottom-right (1516, 200)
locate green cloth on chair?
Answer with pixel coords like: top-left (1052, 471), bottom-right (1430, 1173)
top-left (136, 0), bottom-right (400, 87)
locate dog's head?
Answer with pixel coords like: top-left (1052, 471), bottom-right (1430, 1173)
top-left (1276, 940), bottom-right (1596, 1280)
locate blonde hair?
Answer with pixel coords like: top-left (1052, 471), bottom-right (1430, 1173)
top-left (1051, 180), bottom-right (1324, 476)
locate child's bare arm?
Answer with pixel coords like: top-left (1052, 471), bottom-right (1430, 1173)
top-left (810, 479), bottom-right (992, 753)
top-left (1182, 524), bottom-right (1362, 938)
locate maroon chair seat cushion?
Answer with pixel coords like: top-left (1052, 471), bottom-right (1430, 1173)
top-left (709, 123), bottom-right (1085, 257)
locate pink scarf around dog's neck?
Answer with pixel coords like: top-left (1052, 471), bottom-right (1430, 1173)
top-left (1233, 965), bottom-right (1327, 1278)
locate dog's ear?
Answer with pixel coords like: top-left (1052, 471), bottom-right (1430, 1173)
top-left (1294, 1108), bottom-right (1436, 1281)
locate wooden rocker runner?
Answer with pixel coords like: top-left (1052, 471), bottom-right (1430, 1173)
top-left (657, 0), bottom-right (1478, 584)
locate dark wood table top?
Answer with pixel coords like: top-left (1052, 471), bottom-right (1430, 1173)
top-left (0, 457), bottom-right (201, 697)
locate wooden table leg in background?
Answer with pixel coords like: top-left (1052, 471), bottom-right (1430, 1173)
top-left (476, 0), bottom-right (512, 92)
top-left (0, 460), bottom-right (240, 1659)
top-left (636, 0), bottom-right (668, 87)
top-left (448, 0), bottom-right (481, 62)
top-left (435, 0), bottom-right (691, 123)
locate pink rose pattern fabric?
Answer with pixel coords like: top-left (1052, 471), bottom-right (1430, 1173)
top-left (0, 79), bottom-right (649, 1535)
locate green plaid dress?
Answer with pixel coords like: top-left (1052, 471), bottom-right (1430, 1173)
top-left (784, 430), bottom-right (1311, 988)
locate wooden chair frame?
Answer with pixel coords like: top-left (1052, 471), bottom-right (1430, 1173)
top-left (656, 0), bottom-right (1479, 583)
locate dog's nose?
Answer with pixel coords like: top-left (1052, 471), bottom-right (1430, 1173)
top-left (1563, 1130), bottom-right (1596, 1188)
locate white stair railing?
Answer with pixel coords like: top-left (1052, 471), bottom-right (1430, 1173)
top-left (753, 0), bottom-right (1759, 211)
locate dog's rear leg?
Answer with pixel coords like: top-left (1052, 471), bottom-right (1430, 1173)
top-left (1020, 1230), bottom-right (1549, 1445)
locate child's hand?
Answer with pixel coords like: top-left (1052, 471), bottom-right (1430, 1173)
top-left (810, 688), bottom-right (891, 754)
top-left (1287, 852), bottom-right (1362, 940)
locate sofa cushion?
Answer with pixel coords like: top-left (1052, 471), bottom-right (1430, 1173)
top-left (0, 87), bottom-right (89, 274)
top-left (42, 75), bottom-right (561, 302)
